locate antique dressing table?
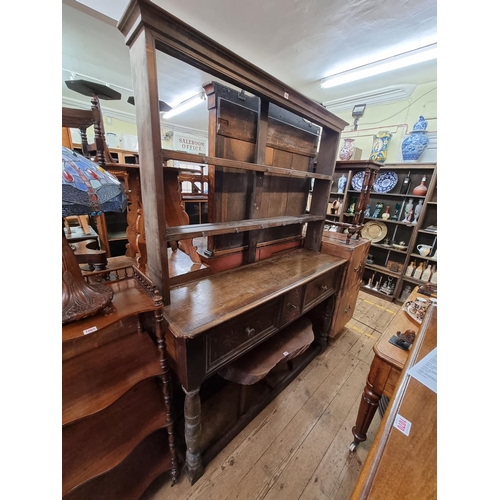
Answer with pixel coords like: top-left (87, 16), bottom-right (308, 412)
top-left (163, 249), bottom-right (346, 483)
top-left (117, 0), bottom-right (349, 485)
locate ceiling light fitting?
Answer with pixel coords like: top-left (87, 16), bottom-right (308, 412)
top-left (162, 92), bottom-right (206, 120)
top-left (320, 43), bottom-right (437, 89)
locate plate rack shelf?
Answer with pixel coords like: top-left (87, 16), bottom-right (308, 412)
top-left (326, 161), bottom-right (437, 303)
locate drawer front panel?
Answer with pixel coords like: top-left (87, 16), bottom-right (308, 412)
top-left (303, 270), bottom-right (337, 310)
top-left (205, 299), bottom-right (281, 374)
top-left (280, 287), bottom-right (304, 327)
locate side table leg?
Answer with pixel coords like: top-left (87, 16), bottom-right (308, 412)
top-left (183, 386), bottom-right (204, 485)
top-left (351, 379), bottom-right (381, 449)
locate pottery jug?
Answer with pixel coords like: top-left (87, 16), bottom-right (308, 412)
top-left (417, 244), bottom-right (432, 256)
top-left (339, 138), bottom-right (355, 161)
top-left (369, 131), bottom-right (392, 163)
top-left (402, 116), bottom-right (429, 161)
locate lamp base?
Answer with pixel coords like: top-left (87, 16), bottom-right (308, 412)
top-left (62, 231), bottom-right (113, 324)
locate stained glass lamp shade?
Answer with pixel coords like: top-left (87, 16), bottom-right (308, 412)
top-left (62, 146), bottom-right (127, 324)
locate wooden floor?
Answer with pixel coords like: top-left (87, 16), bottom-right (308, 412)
top-left (144, 290), bottom-right (400, 500)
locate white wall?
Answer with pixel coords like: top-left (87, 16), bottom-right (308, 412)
top-left (332, 81), bottom-right (437, 163)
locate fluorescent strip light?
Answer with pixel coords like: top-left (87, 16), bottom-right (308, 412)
top-left (163, 92), bottom-right (205, 119)
top-left (320, 44), bottom-right (437, 89)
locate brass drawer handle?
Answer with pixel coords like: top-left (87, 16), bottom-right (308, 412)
top-left (245, 327), bottom-right (256, 338)
top-left (320, 284), bottom-right (329, 291)
top-left (289, 304), bottom-right (299, 311)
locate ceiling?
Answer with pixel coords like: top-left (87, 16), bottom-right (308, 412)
top-left (61, 0), bottom-right (437, 132)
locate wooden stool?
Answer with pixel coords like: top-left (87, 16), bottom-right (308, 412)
top-left (218, 316), bottom-right (315, 417)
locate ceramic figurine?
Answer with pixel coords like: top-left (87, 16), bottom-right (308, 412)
top-left (339, 138), bottom-right (355, 161)
top-left (402, 116), bottom-right (429, 161)
top-left (369, 131), bottom-right (393, 163)
top-left (391, 202), bottom-right (402, 220)
top-left (347, 198), bottom-right (357, 215)
top-left (337, 173), bottom-right (347, 193)
top-left (404, 198), bottom-right (414, 219)
top-left (364, 205), bottom-right (371, 218)
top-left (413, 199), bottom-right (423, 224)
top-left (381, 206), bottom-right (391, 220)
top-left (372, 202), bottom-right (384, 218)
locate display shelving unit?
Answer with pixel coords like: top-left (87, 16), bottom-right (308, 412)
top-left (326, 160), bottom-right (437, 303)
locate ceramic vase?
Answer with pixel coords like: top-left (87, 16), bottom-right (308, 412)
top-left (339, 138), bottom-right (355, 161)
top-left (402, 116), bottom-right (429, 161)
top-left (369, 131), bottom-right (392, 163)
top-left (412, 175), bottom-right (428, 196)
top-left (337, 173), bottom-right (347, 193)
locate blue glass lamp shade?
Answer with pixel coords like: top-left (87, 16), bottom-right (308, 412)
top-left (62, 146), bottom-right (127, 217)
top-left (62, 146), bottom-right (127, 325)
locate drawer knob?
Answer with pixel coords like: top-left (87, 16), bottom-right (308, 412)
top-left (320, 284), bottom-right (329, 291)
top-left (245, 327), bottom-right (256, 338)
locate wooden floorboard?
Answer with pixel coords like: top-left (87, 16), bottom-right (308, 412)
top-left (143, 291), bottom-right (394, 500)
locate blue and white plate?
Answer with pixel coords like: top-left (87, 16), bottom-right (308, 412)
top-left (351, 171), bottom-right (365, 191)
top-left (373, 171), bottom-right (398, 193)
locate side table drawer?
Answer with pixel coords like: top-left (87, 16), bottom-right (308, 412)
top-left (205, 299), bottom-right (281, 375)
top-left (303, 270), bottom-right (338, 310)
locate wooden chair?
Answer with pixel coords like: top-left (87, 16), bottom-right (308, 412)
top-left (217, 316), bottom-right (315, 417)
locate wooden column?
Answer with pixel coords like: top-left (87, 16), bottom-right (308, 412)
top-left (128, 28), bottom-right (171, 301)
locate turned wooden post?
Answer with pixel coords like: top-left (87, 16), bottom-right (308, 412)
top-left (182, 386), bottom-right (204, 484)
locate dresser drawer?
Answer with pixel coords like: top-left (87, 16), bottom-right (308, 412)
top-left (205, 299), bottom-right (281, 375)
top-left (303, 270), bottom-right (338, 310)
top-left (279, 287), bottom-right (304, 327)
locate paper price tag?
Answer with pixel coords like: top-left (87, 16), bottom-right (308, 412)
top-left (283, 351), bottom-right (289, 356)
top-left (83, 326), bottom-right (98, 335)
top-left (393, 413), bottom-right (411, 436)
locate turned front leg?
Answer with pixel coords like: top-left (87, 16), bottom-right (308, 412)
top-left (351, 357), bottom-right (392, 445)
top-left (351, 379), bottom-right (382, 445)
top-left (318, 295), bottom-right (336, 352)
top-left (183, 386), bottom-right (204, 485)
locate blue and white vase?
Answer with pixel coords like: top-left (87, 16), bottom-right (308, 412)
top-left (401, 116), bottom-right (429, 161)
top-left (337, 173), bottom-right (347, 193)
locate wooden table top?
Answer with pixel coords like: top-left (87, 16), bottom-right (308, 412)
top-left (374, 286), bottom-right (432, 370)
top-left (350, 304), bottom-right (437, 499)
top-left (163, 248), bottom-right (346, 339)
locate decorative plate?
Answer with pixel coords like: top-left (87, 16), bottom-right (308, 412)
top-left (402, 297), bottom-right (430, 324)
top-left (351, 171), bottom-right (365, 191)
top-left (373, 171), bottom-right (398, 193)
top-left (360, 221), bottom-right (388, 243)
